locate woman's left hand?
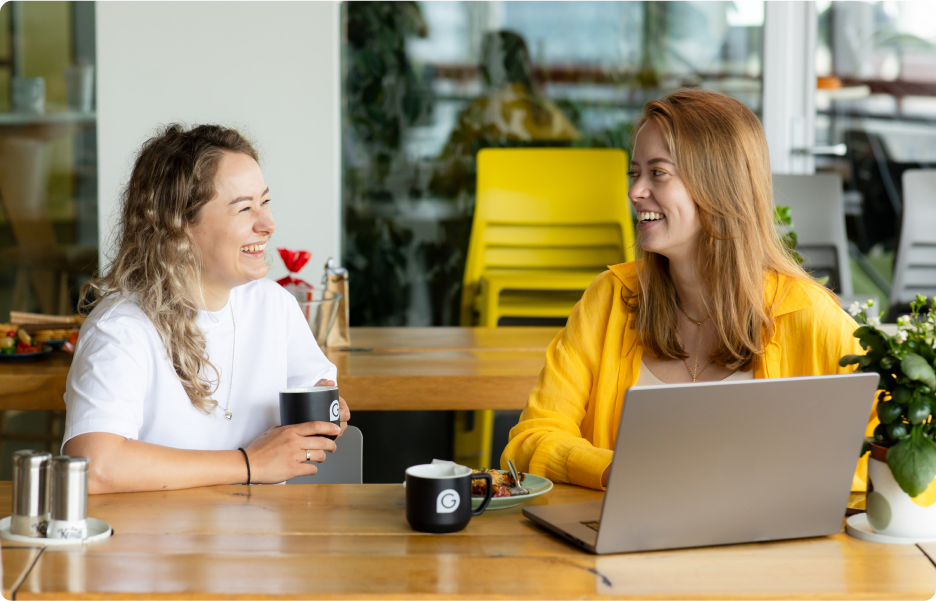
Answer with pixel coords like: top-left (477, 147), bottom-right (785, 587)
top-left (315, 379), bottom-right (350, 438)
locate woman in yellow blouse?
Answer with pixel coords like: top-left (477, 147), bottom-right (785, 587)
top-left (502, 89), bottom-right (873, 491)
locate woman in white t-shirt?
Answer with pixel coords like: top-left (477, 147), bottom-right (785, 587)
top-left (63, 124), bottom-right (349, 493)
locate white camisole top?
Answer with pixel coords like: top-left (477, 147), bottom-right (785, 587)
top-left (635, 360), bottom-right (754, 386)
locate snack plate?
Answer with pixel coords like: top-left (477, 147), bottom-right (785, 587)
top-left (0, 516), bottom-right (113, 546)
top-left (473, 472), bottom-right (553, 510)
top-left (0, 347), bottom-right (53, 361)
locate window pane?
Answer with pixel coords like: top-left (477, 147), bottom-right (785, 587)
top-left (342, 1), bottom-right (764, 326)
top-left (815, 1), bottom-right (936, 317)
top-left (0, 1), bottom-right (98, 319)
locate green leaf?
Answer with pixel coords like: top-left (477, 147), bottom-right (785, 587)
top-left (901, 353), bottom-right (936, 389)
top-left (907, 399), bottom-right (932, 425)
top-left (860, 437), bottom-right (874, 458)
top-left (894, 386), bottom-right (912, 405)
top-left (887, 422), bottom-right (910, 440)
top-left (839, 354), bottom-right (863, 367)
top-left (877, 401), bottom-right (903, 425)
top-left (873, 422), bottom-right (888, 442)
top-left (857, 327), bottom-right (888, 358)
top-left (886, 428), bottom-right (936, 497)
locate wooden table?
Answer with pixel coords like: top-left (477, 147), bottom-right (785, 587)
top-left (0, 482), bottom-right (933, 599)
top-left (0, 327), bottom-right (559, 412)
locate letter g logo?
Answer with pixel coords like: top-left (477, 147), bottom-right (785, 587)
top-left (436, 489), bottom-right (460, 514)
top-left (329, 400), bottom-right (340, 421)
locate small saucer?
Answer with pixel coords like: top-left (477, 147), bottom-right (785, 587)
top-left (845, 513), bottom-right (936, 545)
top-left (0, 516), bottom-right (112, 546)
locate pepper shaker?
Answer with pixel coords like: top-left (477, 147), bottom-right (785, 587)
top-left (47, 456), bottom-right (89, 540)
top-left (11, 450), bottom-right (52, 537)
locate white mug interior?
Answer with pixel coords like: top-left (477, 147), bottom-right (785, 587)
top-left (406, 464), bottom-right (471, 479)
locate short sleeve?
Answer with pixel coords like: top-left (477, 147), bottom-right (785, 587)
top-left (284, 295), bottom-right (338, 388)
top-left (63, 312), bottom-right (153, 447)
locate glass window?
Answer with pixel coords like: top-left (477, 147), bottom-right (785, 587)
top-left (341, 1), bottom-right (765, 326)
top-left (815, 0), bottom-right (936, 317)
top-left (0, 1), bottom-right (98, 319)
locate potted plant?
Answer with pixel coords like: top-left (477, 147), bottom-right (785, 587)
top-left (841, 295), bottom-right (936, 538)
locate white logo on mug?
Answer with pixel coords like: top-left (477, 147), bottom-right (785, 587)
top-left (330, 400), bottom-right (340, 421)
top-left (436, 489), bottom-right (460, 513)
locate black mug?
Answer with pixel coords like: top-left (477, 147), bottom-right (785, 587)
top-left (405, 463), bottom-right (493, 533)
top-left (279, 387), bottom-right (341, 440)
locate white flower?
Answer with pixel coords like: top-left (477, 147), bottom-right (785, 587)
top-left (895, 330), bottom-right (908, 344)
top-left (868, 315), bottom-right (882, 327)
top-left (864, 299), bottom-right (876, 309)
top-left (848, 302), bottom-right (861, 317)
top-left (897, 315), bottom-right (911, 329)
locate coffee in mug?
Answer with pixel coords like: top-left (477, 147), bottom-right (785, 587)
top-left (279, 387), bottom-right (341, 440)
top-left (405, 463), bottom-right (493, 533)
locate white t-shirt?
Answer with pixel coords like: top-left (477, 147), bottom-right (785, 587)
top-left (63, 278), bottom-right (337, 451)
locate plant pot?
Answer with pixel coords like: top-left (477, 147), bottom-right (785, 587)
top-left (866, 443), bottom-right (936, 538)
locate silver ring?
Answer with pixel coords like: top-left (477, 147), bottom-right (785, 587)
top-left (305, 449), bottom-right (311, 462)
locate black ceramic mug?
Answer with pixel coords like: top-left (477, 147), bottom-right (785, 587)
top-left (279, 387), bottom-right (341, 440)
top-left (405, 463), bottom-right (493, 533)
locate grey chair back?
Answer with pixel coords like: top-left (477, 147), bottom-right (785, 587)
top-left (891, 170), bottom-right (936, 307)
top-left (287, 425), bottom-right (363, 484)
top-left (773, 173), bottom-right (853, 296)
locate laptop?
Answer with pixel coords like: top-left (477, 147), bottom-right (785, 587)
top-left (522, 373), bottom-right (878, 554)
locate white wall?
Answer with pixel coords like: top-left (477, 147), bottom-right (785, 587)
top-left (96, 2), bottom-right (341, 282)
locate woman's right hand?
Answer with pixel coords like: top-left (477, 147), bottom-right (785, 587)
top-left (245, 421), bottom-right (341, 484)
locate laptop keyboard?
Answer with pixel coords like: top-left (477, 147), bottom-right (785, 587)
top-left (581, 520), bottom-right (600, 532)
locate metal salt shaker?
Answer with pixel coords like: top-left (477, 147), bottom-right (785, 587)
top-left (48, 456), bottom-right (89, 540)
top-left (11, 450), bottom-right (52, 537)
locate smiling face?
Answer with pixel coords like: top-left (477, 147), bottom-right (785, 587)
top-left (188, 151), bottom-right (274, 309)
top-left (628, 119), bottom-right (702, 263)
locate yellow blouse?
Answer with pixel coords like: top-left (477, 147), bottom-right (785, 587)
top-left (501, 261), bottom-right (876, 491)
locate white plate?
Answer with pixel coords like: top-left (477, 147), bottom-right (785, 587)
top-left (0, 516), bottom-right (112, 546)
top-left (472, 472), bottom-right (553, 510)
top-left (845, 513), bottom-right (936, 545)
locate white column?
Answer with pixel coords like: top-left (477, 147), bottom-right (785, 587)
top-left (762, 1), bottom-right (817, 174)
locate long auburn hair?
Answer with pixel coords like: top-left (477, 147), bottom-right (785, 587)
top-left (80, 124), bottom-right (259, 413)
top-left (632, 89), bottom-right (818, 371)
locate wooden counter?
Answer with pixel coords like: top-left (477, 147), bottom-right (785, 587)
top-left (1, 482), bottom-right (934, 599)
top-left (0, 327), bottom-right (559, 412)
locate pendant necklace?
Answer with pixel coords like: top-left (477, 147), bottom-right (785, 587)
top-left (221, 299), bottom-right (236, 420)
top-left (676, 300), bottom-right (711, 383)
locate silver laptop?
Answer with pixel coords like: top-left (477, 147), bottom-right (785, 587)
top-left (522, 373), bottom-right (878, 554)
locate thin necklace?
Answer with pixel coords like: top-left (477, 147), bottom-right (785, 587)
top-left (221, 299), bottom-right (236, 420)
top-left (676, 299), bottom-right (711, 382)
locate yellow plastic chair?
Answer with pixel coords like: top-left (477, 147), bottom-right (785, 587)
top-left (460, 148), bottom-right (634, 327)
top-left (454, 148), bottom-right (635, 468)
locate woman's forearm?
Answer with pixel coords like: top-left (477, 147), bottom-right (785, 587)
top-left (64, 432), bottom-right (248, 494)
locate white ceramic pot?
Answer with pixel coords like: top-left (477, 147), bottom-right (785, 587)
top-left (866, 454), bottom-right (936, 538)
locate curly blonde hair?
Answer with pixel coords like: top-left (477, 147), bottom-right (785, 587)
top-left (80, 124), bottom-right (259, 413)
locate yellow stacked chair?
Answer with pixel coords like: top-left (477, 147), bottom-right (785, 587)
top-left (454, 148), bottom-right (635, 468)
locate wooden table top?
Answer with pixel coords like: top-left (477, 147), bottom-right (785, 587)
top-left (0, 327), bottom-right (559, 412)
top-left (0, 482), bottom-right (934, 600)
